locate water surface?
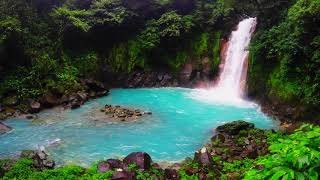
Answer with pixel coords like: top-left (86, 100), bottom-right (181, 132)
top-left (0, 88), bottom-right (275, 166)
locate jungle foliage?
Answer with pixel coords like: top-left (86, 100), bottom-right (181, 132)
top-left (249, 0), bottom-right (320, 107)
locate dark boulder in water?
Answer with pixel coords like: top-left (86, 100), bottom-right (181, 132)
top-left (123, 152), bottom-right (152, 171)
top-left (216, 120), bottom-right (254, 135)
top-left (0, 122), bottom-right (12, 135)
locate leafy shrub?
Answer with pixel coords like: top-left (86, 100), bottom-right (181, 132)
top-left (244, 124), bottom-right (320, 180)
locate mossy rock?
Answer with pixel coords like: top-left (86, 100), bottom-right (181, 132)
top-left (3, 96), bottom-right (18, 106)
top-left (216, 121), bottom-right (254, 135)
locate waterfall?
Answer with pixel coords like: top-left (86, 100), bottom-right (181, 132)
top-left (216, 17), bottom-right (257, 98)
top-left (190, 18), bottom-right (257, 106)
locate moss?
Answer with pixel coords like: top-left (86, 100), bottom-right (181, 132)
top-left (212, 31), bottom-right (222, 73)
top-left (267, 65), bottom-right (300, 101)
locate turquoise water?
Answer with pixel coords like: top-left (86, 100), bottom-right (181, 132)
top-left (0, 88), bottom-right (276, 166)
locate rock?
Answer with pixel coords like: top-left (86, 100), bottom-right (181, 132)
top-left (164, 168), bottom-right (180, 180)
top-left (0, 122), bottom-right (12, 135)
top-left (26, 114), bottom-right (35, 119)
top-left (20, 150), bottom-right (36, 158)
top-left (111, 171), bottom-right (135, 180)
top-left (20, 150), bottom-right (55, 169)
top-left (216, 121), bottom-right (254, 135)
top-left (198, 171), bottom-right (208, 180)
top-left (82, 79), bottom-right (108, 93)
top-left (123, 152), bottom-right (152, 171)
top-left (180, 63), bottom-right (193, 83)
top-left (194, 147), bottom-right (213, 167)
top-left (40, 93), bottom-right (59, 108)
top-left (0, 167), bottom-right (4, 178)
top-left (0, 159), bottom-right (16, 177)
top-left (69, 94), bottom-right (83, 109)
top-left (97, 159), bottom-right (123, 173)
top-left (97, 161), bottom-right (112, 173)
top-left (3, 96), bottom-right (18, 106)
top-left (106, 159), bottom-right (123, 169)
top-left (0, 104), bottom-right (4, 113)
top-left (77, 92), bottom-right (88, 101)
top-left (29, 101), bottom-right (41, 113)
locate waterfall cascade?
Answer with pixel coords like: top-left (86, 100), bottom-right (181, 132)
top-left (190, 18), bottom-right (257, 106)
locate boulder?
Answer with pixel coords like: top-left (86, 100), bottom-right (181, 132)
top-left (97, 161), bottom-right (112, 173)
top-left (3, 96), bottom-right (18, 106)
top-left (29, 101), bottom-right (41, 113)
top-left (164, 168), bottom-right (180, 180)
top-left (76, 92), bottom-right (88, 101)
top-left (111, 171), bottom-right (135, 180)
top-left (68, 94), bottom-right (83, 109)
top-left (0, 104), bottom-right (4, 112)
top-left (106, 159), bottom-right (123, 169)
top-left (216, 121), bottom-right (254, 135)
top-left (20, 150), bottom-right (55, 169)
top-left (123, 152), bottom-right (152, 171)
top-left (0, 122), bottom-right (12, 135)
top-left (0, 167), bottom-right (4, 178)
top-left (82, 79), bottom-right (108, 93)
top-left (97, 159), bottom-right (122, 173)
top-left (194, 147), bottom-right (213, 167)
top-left (40, 93), bottom-right (60, 108)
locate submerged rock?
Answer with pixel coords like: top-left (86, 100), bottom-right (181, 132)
top-left (123, 152), bottom-right (152, 171)
top-left (0, 122), bottom-right (12, 135)
top-left (216, 120), bottom-right (254, 135)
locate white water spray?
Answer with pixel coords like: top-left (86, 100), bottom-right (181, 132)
top-left (190, 18), bottom-right (257, 106)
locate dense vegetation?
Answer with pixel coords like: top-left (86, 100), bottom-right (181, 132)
top-left (248, 0), bottom-right (320, 121)
top-left (1, 0), bottom-right (320, 178)
top-left (1, 124), bottom-right (319, 179)
top-left (0, 0), bottom-right (298, 110)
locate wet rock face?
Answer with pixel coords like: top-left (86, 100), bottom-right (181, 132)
top-left (216, 120), bottom-right (254, 135)
top-left (124, 71), bottom-right (179, 88)
top-left (123, 152), bottom-right (152, 171)
top-left (0, 122), bottom-right (12, 135)
top-left (102, 105), bottom-right (152, 122)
